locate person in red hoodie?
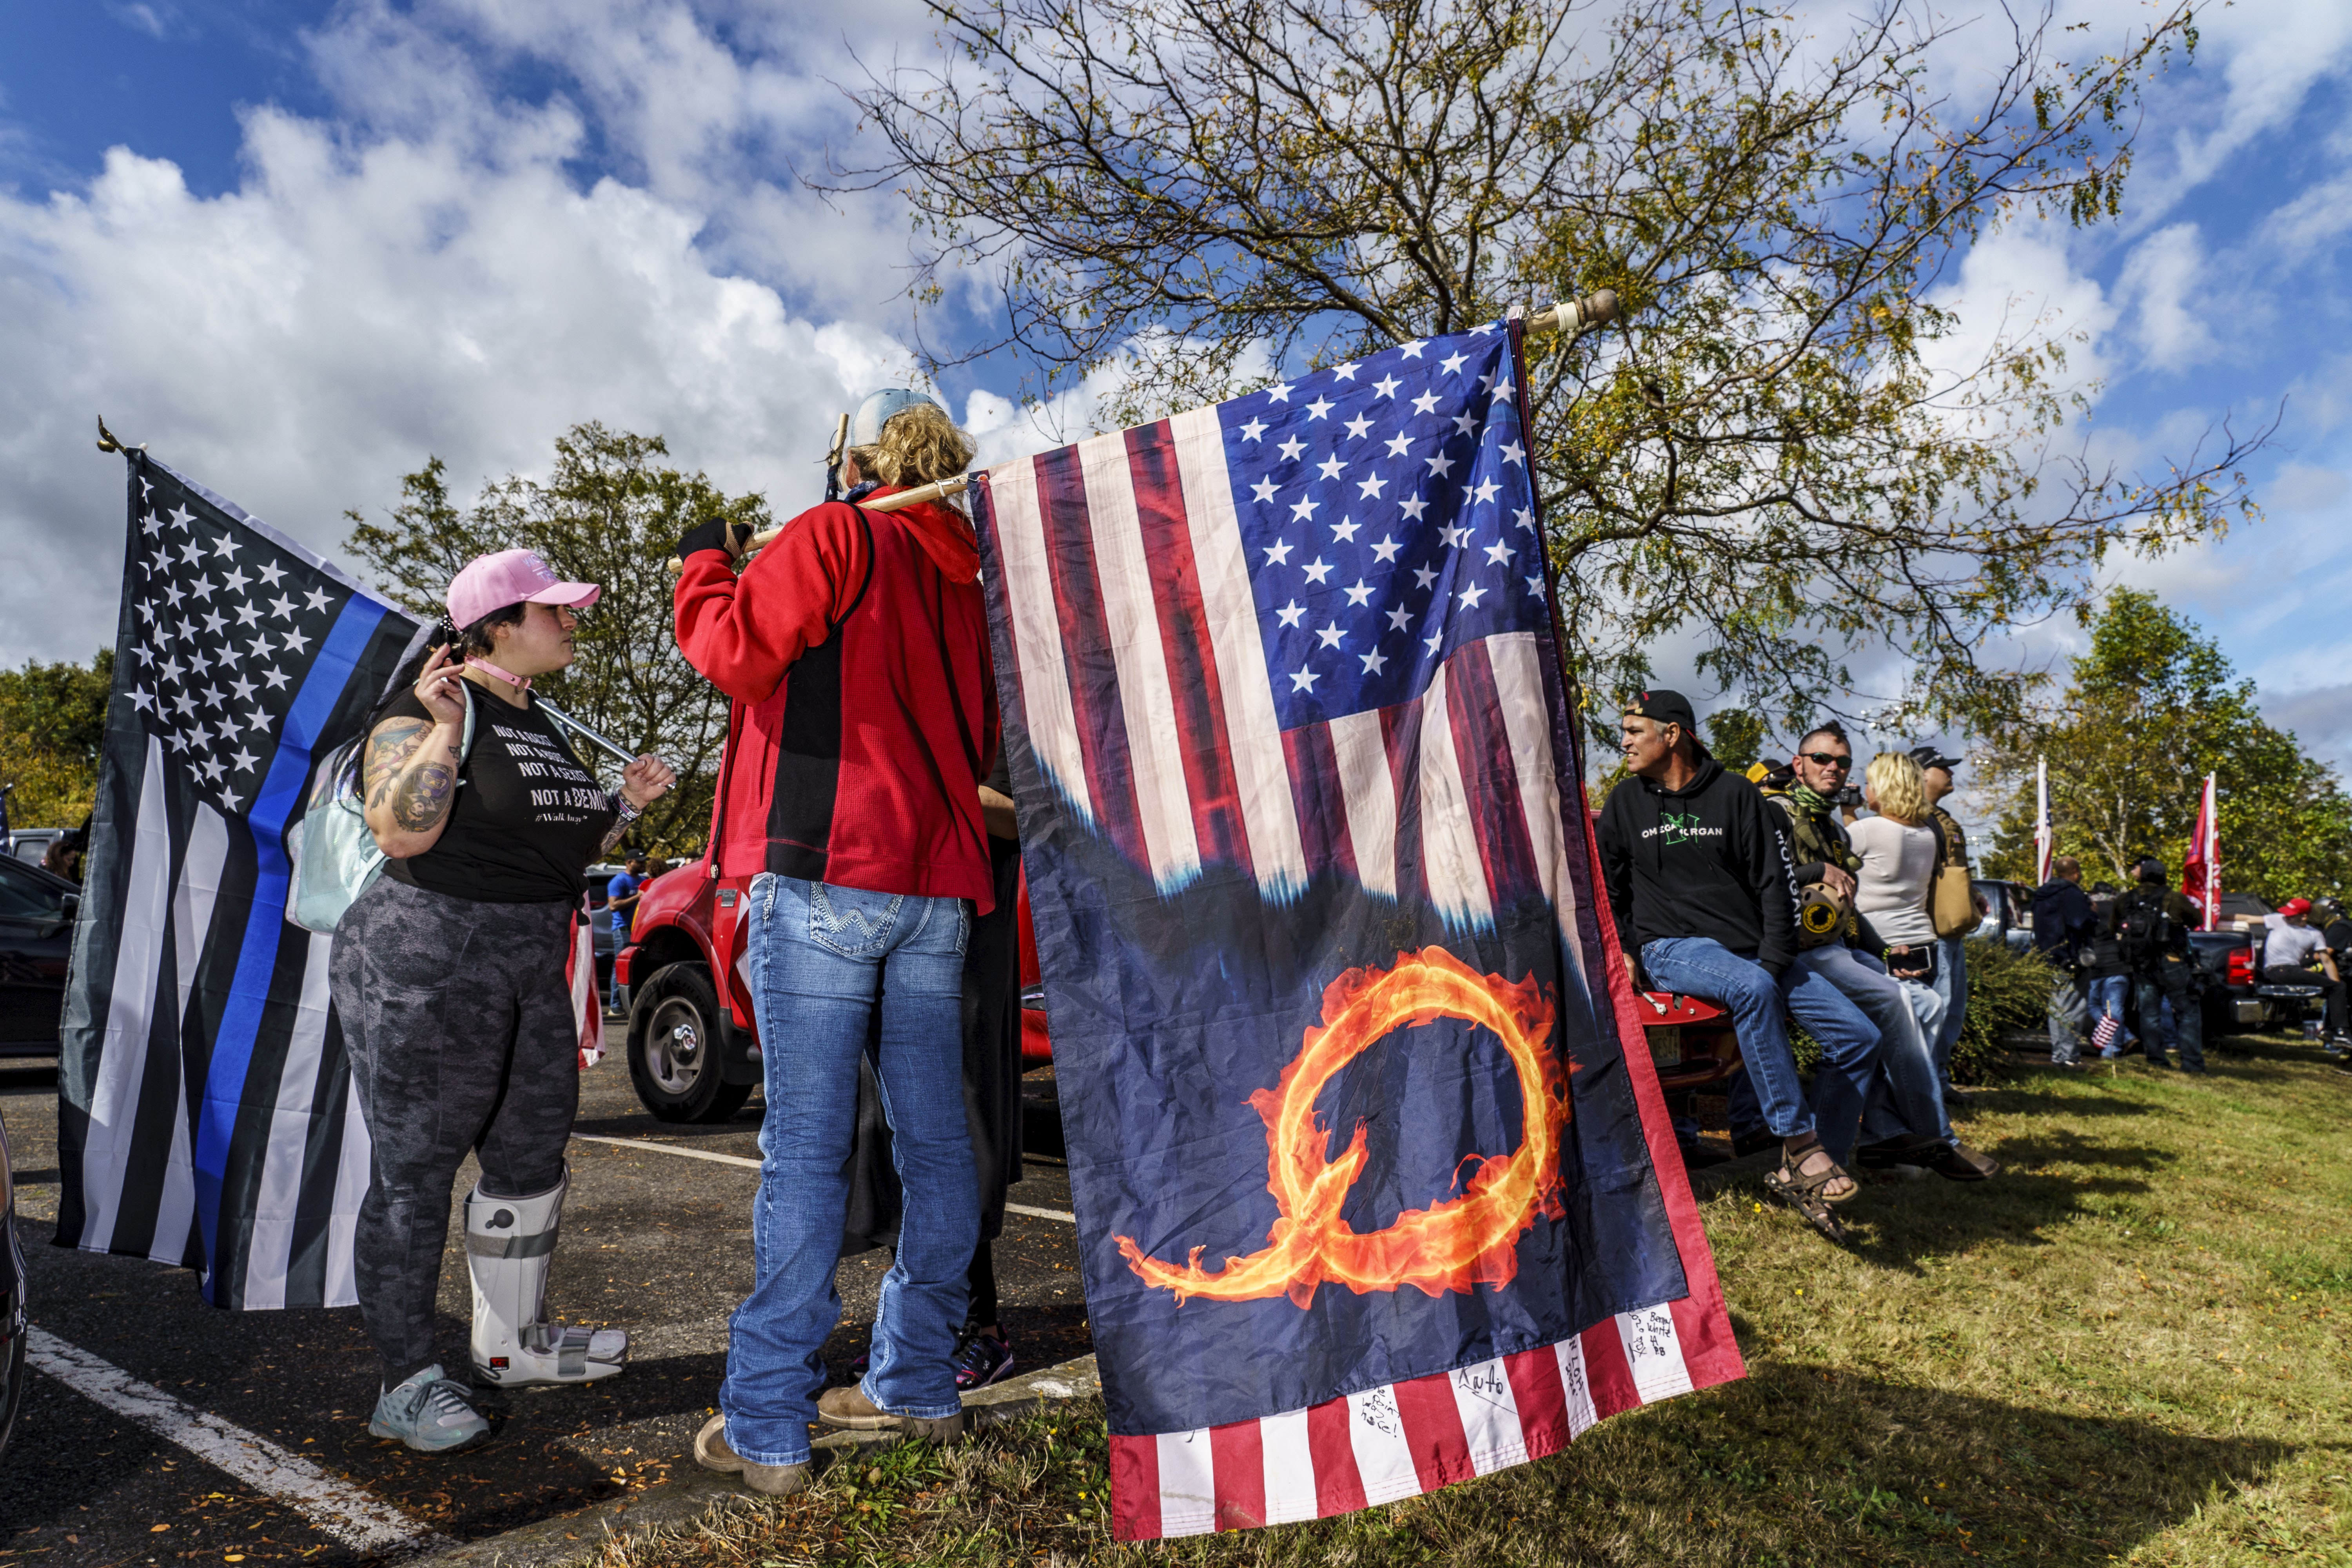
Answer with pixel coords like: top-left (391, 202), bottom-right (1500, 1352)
top-left (673, 390), bottom-right (998, 1497)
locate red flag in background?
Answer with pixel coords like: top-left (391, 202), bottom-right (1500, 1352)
top-left (2183, 773), bottom-right (2218, 930)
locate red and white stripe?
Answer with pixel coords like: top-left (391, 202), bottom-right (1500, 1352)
top-left (1108, 1303), bottom-right (1715, 1540)
top-left (567, 908), bottom-right (603, 1069)
top-left (982, 419), bottom-right (1573, 937)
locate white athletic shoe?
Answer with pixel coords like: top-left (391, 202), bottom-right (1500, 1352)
top-left (465, 1168), bottom-right (628, 1386)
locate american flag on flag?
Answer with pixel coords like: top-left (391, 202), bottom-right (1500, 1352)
top-left (975, 317), bottom-right (1741, 1540)
top-left (55, 453), bottom-right (598, 1310)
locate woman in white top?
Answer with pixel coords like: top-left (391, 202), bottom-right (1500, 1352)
top-left (1847, 752), bottom-right (1949, 1044)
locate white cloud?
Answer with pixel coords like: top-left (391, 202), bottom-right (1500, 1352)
top-left (1916, 225), bottom-right (2114, 416)
top-left (0, 98), bottom-right (913, 668)
top-left (2116, 222), bottom-right (2218, 374)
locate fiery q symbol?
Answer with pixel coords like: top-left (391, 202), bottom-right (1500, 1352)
top-left (1115, 947), bottom-right (1572, 1308)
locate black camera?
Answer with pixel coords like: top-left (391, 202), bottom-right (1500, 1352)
top-left (1829, 784), bottom-right (1863, 808)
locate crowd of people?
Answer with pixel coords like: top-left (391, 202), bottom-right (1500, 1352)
top-left (2029, 860), bottom-right (2352, 1071)
top-left (1598, 693), bottom-right (1996, 1238)
top-left (1601, 684), bottom-right (2352, 1240)
top-left (312, 380), bottom-right (2338, 1479)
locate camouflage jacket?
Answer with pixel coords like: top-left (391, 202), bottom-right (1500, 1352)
top-left (1930, 805), bottom-right (1970, 871)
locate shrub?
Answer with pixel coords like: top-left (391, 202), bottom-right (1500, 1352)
top-left (1953, 938), bottom-right (2063, 1082)
top-left (1780, 939), bottom-right (2058, 1084)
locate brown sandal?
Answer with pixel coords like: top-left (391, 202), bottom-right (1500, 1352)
top-left (1762, 1137), bottom-right (1855, 1243)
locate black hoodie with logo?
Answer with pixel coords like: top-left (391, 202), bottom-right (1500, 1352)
top-left (1599, 756), bottom-right (1801, 976)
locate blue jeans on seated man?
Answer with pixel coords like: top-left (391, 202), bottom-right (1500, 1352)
top-left (1802, 946), bottom-right (1953, 1150)
top-left (1641, 936), bottom-right (1883, 1165)
top-left (720, 873), bottom-right (976, 1468)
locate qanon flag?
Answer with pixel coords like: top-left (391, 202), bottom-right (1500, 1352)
top-left (56, 453), bottom-right (598, 1310)
top-left (974, 318), bottom-right (1741, 1540)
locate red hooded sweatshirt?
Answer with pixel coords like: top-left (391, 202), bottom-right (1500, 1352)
top-left (673, 489), bottom-right (999, 910)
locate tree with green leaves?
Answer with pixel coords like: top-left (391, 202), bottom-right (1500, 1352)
top-left (1704, 706), bottom-right (1764, 774)
top-left (0, 650), bottom-right (115, 829)
top-left (345, 424), bottom-right (769, 858)
top-left (847, 0), bottom-right (2260, 735)
top-left (1978, 588), bottom-right (2352, 904)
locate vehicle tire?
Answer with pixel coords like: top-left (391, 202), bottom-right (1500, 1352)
top-left (0, 1325), bottom-right (21, 1468)
top-left (627, 962), bottom-right (753, 1125)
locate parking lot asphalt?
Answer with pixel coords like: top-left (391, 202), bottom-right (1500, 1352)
top-left (0, 1041), bottom-right (1091, 1566)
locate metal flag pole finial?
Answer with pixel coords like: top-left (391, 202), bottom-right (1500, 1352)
top-left (96, 417), bottom-right (143, 456)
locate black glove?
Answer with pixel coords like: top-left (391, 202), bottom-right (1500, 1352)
top-left (675, 516), bottom-right (740, 564)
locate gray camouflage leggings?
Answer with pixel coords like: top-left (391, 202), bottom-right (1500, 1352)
top-left (328, 875), bottom-right (581, 1388)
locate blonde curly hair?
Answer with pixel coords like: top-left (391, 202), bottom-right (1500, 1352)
top-left (850, 401), bottom-right (976, 489)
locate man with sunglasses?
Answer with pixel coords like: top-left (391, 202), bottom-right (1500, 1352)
top-left (1760, 726), bottom-right (1996, 1180)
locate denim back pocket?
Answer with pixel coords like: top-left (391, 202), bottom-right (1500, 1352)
top-left (808, 882), bottom-right (904, 958)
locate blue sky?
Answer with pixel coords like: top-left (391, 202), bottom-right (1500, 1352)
top-left (3, 0), bottom-right (2350, 830)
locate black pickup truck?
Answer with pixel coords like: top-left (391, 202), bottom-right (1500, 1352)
top-left (2192, 905), bottom-right (2328, 1040)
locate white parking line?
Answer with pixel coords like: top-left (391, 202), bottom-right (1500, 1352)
top-left (25, 1327), bottom-right (449, 1555)
top-left (570, 1132), bottom-right (1080, 1224)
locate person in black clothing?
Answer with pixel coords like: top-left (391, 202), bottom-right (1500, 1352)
top-left (1597, 690), bottom-right (1884, 1234)
top-left (2111, 858), bottom-right (2206, 1073)
top-left (2032, 857), bottom-right (2097, 1065)
top-left (334, 550), bottom-right (676, 1452)
top-left (2083, 882), bottom-right (2134, 1058)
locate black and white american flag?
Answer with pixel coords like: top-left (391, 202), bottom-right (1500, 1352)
top-left (55, 452), bottom-right (426, 1310)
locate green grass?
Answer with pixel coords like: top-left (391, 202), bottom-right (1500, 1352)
top-left (599, 1035), bottom-right (2352, 1566)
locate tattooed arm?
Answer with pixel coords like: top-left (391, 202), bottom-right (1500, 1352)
top-left (362, 714), bottom-right (466, 858)
top-left (595, 752), bottom-right (678, 856)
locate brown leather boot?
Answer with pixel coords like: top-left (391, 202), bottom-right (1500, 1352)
top-left (693, 1413), bottom-right (811, 1496)
top-left (817, 1384), bottom-right (967, 1443)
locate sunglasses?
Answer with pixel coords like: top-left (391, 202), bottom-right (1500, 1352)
top-left (1800, 752), bottom-right (1852, 769)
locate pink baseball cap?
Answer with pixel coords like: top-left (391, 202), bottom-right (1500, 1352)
top-left (445, 549), bottom-right (601, 630)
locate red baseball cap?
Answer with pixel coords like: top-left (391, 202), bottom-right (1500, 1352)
top-left (2279, 897), bottom-right (2312, 919)
top-left (445, 549), bottom-right (601, 630)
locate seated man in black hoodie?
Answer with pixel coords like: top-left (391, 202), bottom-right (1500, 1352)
top-left (1599, 691), bottom-right (1884, 1232)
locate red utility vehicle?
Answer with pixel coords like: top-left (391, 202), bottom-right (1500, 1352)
top-left (611, 858), bottom-right (1050, 1123)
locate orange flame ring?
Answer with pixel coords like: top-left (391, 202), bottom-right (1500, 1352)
top-left (1116, 946), bottom-right (1570, 1306)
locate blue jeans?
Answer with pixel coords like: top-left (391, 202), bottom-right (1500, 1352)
top-left (1641, 936), bottom-right (1882, 1163)
top-left (2087, 974), bottom-right (2130, 1055)
top-left (1931, 935), bottom-right (1969, 1081)
top-left (720, 874), bottom-right (976, 1466)
top-left (1802, 946), bottom-right (1952, 1148)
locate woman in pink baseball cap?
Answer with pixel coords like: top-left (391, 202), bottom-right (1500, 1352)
top-left (325, 548), bottom-right (676, 1454)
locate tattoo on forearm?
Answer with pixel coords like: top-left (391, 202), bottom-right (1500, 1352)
top-left (392, 761), bottom-right (456, 831)
top-left (599, 819), bottom-right (631, 855)
top-left (365, 717), bottom-right (460, 836)
top-left (364, 720), bottom-right (429, 809)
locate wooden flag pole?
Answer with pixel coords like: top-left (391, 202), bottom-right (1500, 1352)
top-left (1523, 290), bottom-right (1620, 339)
top-left (665, 472), bottom-right (973, 574)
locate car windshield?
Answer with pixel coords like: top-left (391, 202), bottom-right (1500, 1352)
top-left (0, 854), bottom-right (70, 919)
